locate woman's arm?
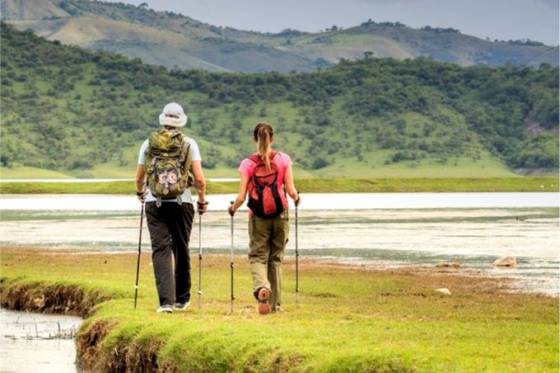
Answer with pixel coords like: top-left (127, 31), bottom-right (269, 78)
top-left (229, 173), bottom-right (249, 215)
top-left (284, 164), bottom-right (299, 204)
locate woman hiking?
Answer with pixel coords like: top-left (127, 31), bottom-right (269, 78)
top-left (228, 122), bottom-right (300, 314)
top-left (135, 102), bottom-right (208, 314)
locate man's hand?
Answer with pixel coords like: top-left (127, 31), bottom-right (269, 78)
top-left (197, 200), bottom-right (209, 215)
top-left (228, 202), bottom-right (236, 217)
top-left (136, 190), bottom-right (147, 203)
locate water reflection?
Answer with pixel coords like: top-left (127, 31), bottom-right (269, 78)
top-left (0, 309), bottom-right (82, 373)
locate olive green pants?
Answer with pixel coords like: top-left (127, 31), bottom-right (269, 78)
top-left (248, 211), bottom-right (289, 311)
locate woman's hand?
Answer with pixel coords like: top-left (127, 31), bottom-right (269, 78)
top-left (228, 205), bottom-right (236, 216)
top-left (294, 194), bottom-right (301, 207)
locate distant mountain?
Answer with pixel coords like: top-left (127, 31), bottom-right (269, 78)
top-left (1, 23), bottom-right (557, 179)
top-left (1, 0), bottom-right (558, 73)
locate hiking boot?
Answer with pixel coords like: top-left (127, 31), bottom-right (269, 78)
top-left (257, 287), bottom-right (271, 315)
top-left (174, 301), bottom-right (190, 311)
top-left (156, 304), bottom-right (173, 314)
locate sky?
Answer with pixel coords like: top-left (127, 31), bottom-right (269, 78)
top-left (122, 0), bottom-right (559, 45)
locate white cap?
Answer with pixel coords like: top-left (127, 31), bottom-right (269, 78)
top-left (159, 102), bottom-right (188, 128)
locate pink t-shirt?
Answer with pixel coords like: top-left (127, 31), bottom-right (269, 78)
top-left (239, 151), bottom-right (292, 215)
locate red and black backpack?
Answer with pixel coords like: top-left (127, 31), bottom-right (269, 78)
top-left (247, 152), bottom-right (285, 218)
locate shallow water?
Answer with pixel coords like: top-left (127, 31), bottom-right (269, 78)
top-left (0, 192), bottom-right (558, 210)
top-left (0, 194), bottom-right (558, 295)
top-left (0, 309), bottom-right (82, 373)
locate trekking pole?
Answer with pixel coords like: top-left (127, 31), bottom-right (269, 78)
top-left (230, 201), bottom-right (235, 314)
top-left (134, 203), bottom-right (145, 310)
top-left (295, 193), bottom-right (300, 307)
top-left (197, 213), bottom-right (202, 311)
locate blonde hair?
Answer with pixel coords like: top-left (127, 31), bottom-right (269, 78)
top-left (253, 122), bottom-right (274, 170)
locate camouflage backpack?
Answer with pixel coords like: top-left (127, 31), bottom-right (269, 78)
top-left (144, 129), bottom-right (193, 206)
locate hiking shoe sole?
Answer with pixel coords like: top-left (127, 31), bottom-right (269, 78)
top-left (257, 288), bottom-right (271, 315)
top-left (174, 301), bottom-right (190, 311)
top-left (258, 302), bottom-right (271, 315)
top-left (156, 305), bottom-right (173, 314)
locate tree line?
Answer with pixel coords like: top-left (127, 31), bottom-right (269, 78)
top-left (0, 23), bottom-right (557, 173)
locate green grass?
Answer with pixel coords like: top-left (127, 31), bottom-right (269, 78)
top-left (1, 248), bottom-right (557, 372)
top-left (0, 177), bottom-right (557, 194)
top-left (0, 166), bottom-right (73, 179)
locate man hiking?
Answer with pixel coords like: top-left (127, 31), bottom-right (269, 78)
top-left (229, 122), bottom-right (300, 314)
top-left (135, 102), bottom-right (208, 313)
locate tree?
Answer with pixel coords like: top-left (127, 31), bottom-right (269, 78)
top-left (363, 51), bottom-right (374, 59)
top-left (311, 157), bottom-right (330, 169)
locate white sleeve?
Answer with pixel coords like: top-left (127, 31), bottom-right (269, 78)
top-left (137, 140), bottom-right (148, 165)
top-left (189, 139), bottom-right (202, 162)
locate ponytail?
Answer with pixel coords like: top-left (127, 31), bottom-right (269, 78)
top-left (253, 122), bottom-right (274, 170)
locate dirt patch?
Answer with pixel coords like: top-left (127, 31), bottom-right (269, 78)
top-left (0, 278), bottom-right (110, 317)
top-left (76, 319), bottom-right (116, 372)
top-left (124, 339), bottom-right (168, 373)
top-left (287, 256), bottom-right (529, 296)
top-left (76, 320), bottom-right (179, 373)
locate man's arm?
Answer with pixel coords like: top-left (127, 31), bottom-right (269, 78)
top-left (191, 160), bottom-right (206, 202)
top-left (135, 164), bottom-right (146, 202)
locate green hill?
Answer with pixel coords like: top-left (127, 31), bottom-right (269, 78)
top-left (1, 0), bottom-right (558, 73)
top-left (0, 23), bottom-right (558, 178)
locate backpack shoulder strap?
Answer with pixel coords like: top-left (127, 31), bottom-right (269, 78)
top-left (248, 153), bottom-right (262, 164)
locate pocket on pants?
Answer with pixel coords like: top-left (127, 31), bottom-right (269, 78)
top-left (248, 216), bottom-right (270, 261)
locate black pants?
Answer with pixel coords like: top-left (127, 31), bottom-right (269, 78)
top-left (146, 202), bottom-right (194, 306)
